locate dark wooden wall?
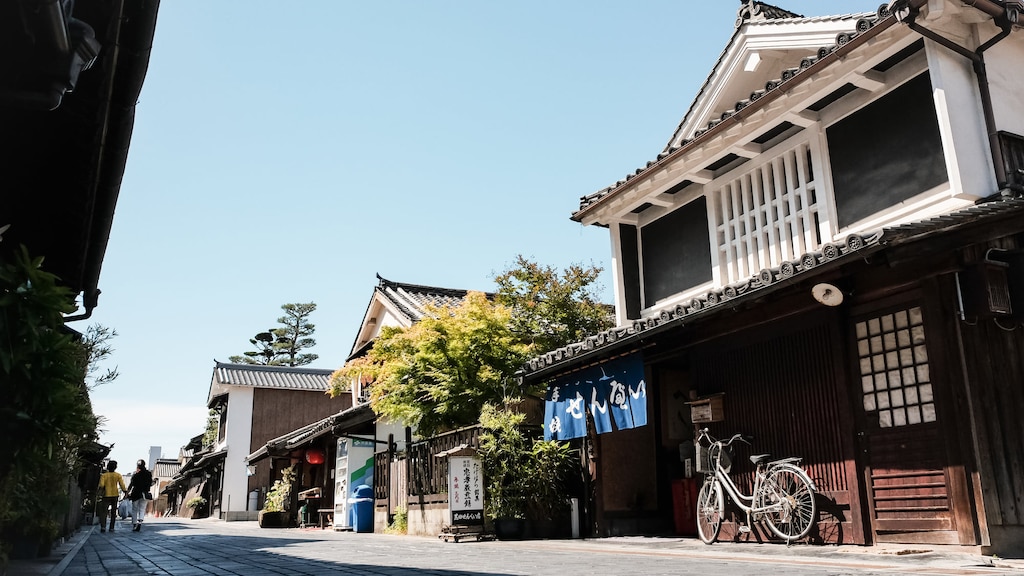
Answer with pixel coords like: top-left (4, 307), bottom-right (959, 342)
top-left (936, 271), bottom-right (1024, 548)
top-left (247, 388), bottom-right (351, 495)
top-left (690, 310), bottom-right (863, 544)
top-left (250, 388), bottom-right (350, 452)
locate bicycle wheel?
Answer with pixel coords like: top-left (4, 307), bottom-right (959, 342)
top-left (757, 464), bottom-right (817, 542)
top-left (696, 479), bottom-right (724, 544)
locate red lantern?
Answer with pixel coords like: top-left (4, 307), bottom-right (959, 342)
top-left (304, 448), bottom-right (325, 465)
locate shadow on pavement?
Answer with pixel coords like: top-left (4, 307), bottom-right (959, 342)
top-left (64, 519), bottom-right (516, 576)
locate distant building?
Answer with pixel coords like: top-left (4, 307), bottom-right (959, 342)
top-left (204, 362), bottom-right (351, 521)
top-left (148, 446), bottom-right (161, 470)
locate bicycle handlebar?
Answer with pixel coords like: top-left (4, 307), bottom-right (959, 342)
top-left (697, 428), bottom-right (753, 447)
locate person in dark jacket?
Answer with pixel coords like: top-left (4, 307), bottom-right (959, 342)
top-left (127, 459), bottom-right (154, 532)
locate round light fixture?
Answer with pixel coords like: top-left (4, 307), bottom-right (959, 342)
top-left (812, 283), bottom-right (844, 307)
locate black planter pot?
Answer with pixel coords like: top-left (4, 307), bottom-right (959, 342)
top-left (527, 518), bottom-right (566, 540)
top-left (493, 518), bottom-right (525, 540)
top-left (258, 510), bottom-right (291, 528)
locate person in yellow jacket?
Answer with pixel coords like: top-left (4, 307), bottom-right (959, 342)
top-left (97, 460), bottom-right (127, 532)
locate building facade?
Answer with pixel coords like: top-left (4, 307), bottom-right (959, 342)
top-left (523, 0), bottom-right (1024, 553)
top-left (205, 362), bottom-right (350, 520)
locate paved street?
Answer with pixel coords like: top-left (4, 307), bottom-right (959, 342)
top-left (12, 517), bottom-right (1023, 576)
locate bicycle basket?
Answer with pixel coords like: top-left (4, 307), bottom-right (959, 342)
top-left (696, 444), bottom-right (734, 474)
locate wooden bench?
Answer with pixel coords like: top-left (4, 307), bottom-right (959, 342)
top-left (317, 508), bottom-right (333, 529)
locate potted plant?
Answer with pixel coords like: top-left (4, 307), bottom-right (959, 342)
top-left (478, 403), bottom-right (579, 540)
top-left (258, 465), bottom-right (296, 528)
top-left (186, 496), bottom-right (207, 515)
top-left (525, 439), bottom-right (575, 539)
top-left (479, 404), bottom-right (530, 539)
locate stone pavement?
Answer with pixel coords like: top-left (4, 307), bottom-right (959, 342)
top-left (5, 517), bottom-right (1023, 576)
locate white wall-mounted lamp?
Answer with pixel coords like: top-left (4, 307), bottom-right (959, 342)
top-left (812, 283), bottom-right (844, 307)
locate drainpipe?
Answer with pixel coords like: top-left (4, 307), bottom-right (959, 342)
top-left (890, 0), bottom-right (1019, 195)
top-left (64, 288), bottom-right (101, 323)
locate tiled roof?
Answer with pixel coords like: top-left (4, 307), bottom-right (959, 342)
top-left (576, 5), bottom-right (892, 216)
top-left (529, 197), bottom-right (1024, 379)
top-left (152, 459), bottom-right (180, 479)
top-left (375, 274), bottom-right (489, 321)
top-left (737, 1), bottom-right (803, 24)
top-left (880, 196), bottom-right (1024, 245)
top-left (213, 362), bottom-right (334, 391)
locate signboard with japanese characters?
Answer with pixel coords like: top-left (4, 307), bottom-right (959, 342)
top-left (447, 455), bottom-right (484, 526)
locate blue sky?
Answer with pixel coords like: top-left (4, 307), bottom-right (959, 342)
top-left (87, 1), bottom-right (884, 466)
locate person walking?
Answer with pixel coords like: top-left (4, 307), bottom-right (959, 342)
top-left (97, 460), bottom-right (127, 533)
top-left (127, 459), bottom-right (154, 532)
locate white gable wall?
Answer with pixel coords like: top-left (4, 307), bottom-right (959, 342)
top-left (673, 15), bottom-right (880, 148)
top-left (350, 292), bottom-right (417, 357)
top-left (221, 386), bottom-right (254, 515)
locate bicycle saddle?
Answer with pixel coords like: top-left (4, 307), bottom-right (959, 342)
top-left (749, 454), bottom-right (772, 465)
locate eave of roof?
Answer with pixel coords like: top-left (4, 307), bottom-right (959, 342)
top-left (348, 275), bottom-right (488, 361)
top-left (211, 361), bottom-right (334, 393)
top-left (245, 403), bottom-right (376, 464)
top-left (527, 197), bottom-right (1024, 381)
top-left (376, 275), bottom-right (487, 321)
top-left (1, 0), bottom-right (160, 313)
top-left (572, 7), bottom-right (895, 223)
top-left (665, 9), bottom-right (883, 153)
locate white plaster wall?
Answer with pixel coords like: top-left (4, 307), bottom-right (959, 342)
top-left (222, 386), bottom-right (254, 514)
top-left (609, 223), bottom-right (628, 326)
top-left (987, 33), bottom-right (1024, 138)
top-left (406, 505), bottom-right (447, 537)
top-left (926, 37), bottom-right (995, 200)
top-left (375, 420), bottom-right (409, 450)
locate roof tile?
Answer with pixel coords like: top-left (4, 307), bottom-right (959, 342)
top-left (213, 362), bottom-right (334, 391)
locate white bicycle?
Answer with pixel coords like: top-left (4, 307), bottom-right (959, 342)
top-left (695, 428), bottom-right (817, 544)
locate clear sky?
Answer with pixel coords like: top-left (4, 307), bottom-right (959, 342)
top-left (87, 1), bottom-right (885, 467)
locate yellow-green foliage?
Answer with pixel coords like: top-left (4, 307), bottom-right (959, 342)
top-left (385, 506), bottom-right (408, 534)
top-left (331, 292), bottom-right (530, 436)
top-left (262, 465), bottom-right (297, 512)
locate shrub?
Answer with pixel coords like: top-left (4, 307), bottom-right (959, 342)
top-left (385, 506), bottom-right (408, 534)
top-left (262, 465), bottom-right (296, 512)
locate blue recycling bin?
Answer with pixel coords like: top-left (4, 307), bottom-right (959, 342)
top-left (349, 484), bottom-right (374, 533)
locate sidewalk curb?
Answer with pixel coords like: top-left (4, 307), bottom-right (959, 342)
top-left (47, 525), bottom-right (93, 576)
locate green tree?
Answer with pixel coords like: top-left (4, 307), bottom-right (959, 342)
top-left (330, 259), bottom-right (612, 434)
top-left (493, 255), bottom-right (613, 353)
top-left (331, 292), bottom-right (529, 436)
top-left (201, 409), bottom-right (220, 449)
top-left (82, 324), bottom-right (119, 390)
top-left (230, 302), bottom-right (318, 367)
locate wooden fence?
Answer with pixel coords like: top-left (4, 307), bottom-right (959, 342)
top-left (374, 426), bottom-right (483, 506)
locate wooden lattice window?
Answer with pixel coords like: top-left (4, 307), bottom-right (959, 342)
top-left (855, 306), bottom-right (936, 428)
top-left (711, 139), bottom-right (825, 284)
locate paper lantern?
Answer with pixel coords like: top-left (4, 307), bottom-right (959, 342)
top-left (304, 448), bottom-right (325, 465)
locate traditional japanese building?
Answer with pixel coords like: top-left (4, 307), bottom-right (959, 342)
top-left (522, 0), bottom-right (1024, 553)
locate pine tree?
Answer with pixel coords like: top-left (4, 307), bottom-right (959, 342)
top-left (230, 302), bottom-right (318, 366)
